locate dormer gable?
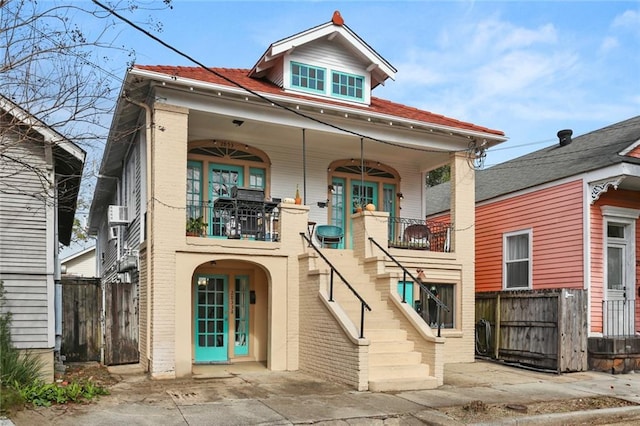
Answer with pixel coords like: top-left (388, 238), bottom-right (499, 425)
top-left (248, 11), bottom-right (396, 106)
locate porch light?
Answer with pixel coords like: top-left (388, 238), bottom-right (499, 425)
top-left (328, 184), bottom-right (335, 193)
top-left (397, 193), bottom-right (404, 200)
top-left (197, 277), bottom-right (208, 287)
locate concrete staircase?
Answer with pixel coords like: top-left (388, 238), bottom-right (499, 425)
top-left (317, 248), bottom-right (438, 391)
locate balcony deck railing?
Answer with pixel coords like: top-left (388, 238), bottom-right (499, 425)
top-left (388, 217), bottom-right (452, 252)
top-left (187, 199), bottom-right (279, 241)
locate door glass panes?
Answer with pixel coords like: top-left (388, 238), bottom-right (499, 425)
top-left (249, 168), bottom-right (265, 189)
top-left (608, 224), bottom-right (625, 238)
top-left (186, 162), bottom-right (202, 220)
top-left (607, 246), bottom-right (623, 290)
top-left (352, 183), bottom-right (375, 213)
top-left (422, 283), bottom-right (455, 329)
top-left (211, 167), bottom-right (240, 198)
top-left (383, 184), bottom-right (395, 240)
top-left (331, 180), bottom-right (345, 229)
top-left (234, 276), bottom-right (249, 356)
top-left (196, 277), bottom-right (226, 348)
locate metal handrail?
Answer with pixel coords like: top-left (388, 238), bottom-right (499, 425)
top-left (369, 237), bottom-right (449, 337)
top-left (300, 232), bottom-right (372, 338)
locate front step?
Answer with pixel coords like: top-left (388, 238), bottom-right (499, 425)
top-left (368, 363), bottom-right (437, 392)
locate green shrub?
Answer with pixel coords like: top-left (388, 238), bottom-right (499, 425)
top-left (14, 379), bottom-right (109, 407)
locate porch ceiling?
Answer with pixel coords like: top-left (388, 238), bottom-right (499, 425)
top-left (188, 110), bottom-right (452, 171)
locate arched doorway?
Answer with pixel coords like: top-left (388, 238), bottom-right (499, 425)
top-left (191, 260), bottom-right (268, 364)
top-left (328, 159), bottom-right (400, 247)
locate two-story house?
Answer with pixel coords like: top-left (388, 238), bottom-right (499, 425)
top-left (88, 12), bottom-right (506, 391)
top-left (0, 95), bottom-right (86, 381)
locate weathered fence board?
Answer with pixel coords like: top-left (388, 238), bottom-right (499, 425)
top-left (104, 273), bottom-right (139, 365)
top-left (475, 289), bottom-right (587, 372)
top-left (61, 278), bottom-right (101, 362)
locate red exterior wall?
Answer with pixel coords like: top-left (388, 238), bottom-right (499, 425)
top-left (591, 188), bottom-right (640, 333)
top-left (627, 145), bottom-right (640, 159)
top-left (476, 180), bottom-right (584, 292)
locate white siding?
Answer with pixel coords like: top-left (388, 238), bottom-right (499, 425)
top-left (0, 132), bottom-right (53, 349)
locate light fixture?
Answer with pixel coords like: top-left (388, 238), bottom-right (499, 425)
top-left (232, 119), bottom-right (244, 127)
top-left (397, 193), bottom-right (404, 200)
top-left (328, 184), bottom-right (335, 193)
top-left (317, 199), bottom-right (330, 208)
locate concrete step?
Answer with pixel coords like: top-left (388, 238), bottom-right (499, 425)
top-left (369, 363), bottom-right (429, 381)
top-left (369, 351), bottom-right (422, 367)
top-left (368, 375), bottom-right (440, 392)
top-left (366, 328), bottom-right (407, 341)
top-left (368, 340), bottom-right (414, 353)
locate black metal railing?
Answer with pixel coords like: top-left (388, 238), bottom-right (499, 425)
top-left (369, 237), bottom-right (449, 337)
top-left (301, 232), bottom-right (372, 338)
top-left (187, 200), bottom-right (279, 241)
top-left (388, 217), bottom-right (452, 252)
top-left (602, 299), bottom-right (636, 337)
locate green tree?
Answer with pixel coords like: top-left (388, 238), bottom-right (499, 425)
top-left (426, 164), bottom-right (451, 187)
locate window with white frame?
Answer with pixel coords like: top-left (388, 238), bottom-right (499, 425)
top-left (503, 229), bottom-right (532, 289)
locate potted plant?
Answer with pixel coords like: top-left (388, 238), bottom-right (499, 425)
top-left (186, 216), bottom-right (207, 237)
top-left (353, 199), bottom-right (363, 213)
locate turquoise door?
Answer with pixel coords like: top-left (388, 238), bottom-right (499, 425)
top-left (234, 276), bottom-right (250, 356)
top-left (209, 164), bottom-right (244, 237)
top-left (194, 275), bottom-right (228, 362)
top-left (397, 281), bottom-right (414, 304)
top-left (383, 184), bottom-right (396, 242)
top-left (349, 181), bottom-right (378, 247)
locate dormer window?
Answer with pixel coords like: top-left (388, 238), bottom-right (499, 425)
top-left (291, 62), bottom-right (325, 94)
top-left (331, 71), bottom-right (364, 101)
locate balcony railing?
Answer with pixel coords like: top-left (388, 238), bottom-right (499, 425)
top-left (603, 299), bottom-right (636, 337)
top-left (388, 217), bottom-right (452, 252)
top-left (187, 199), bottom-right (279, 241)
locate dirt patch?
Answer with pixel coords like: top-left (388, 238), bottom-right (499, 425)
top-left (57, 362), bottom-right (120, 387)
top-left (439, 396), bottom-right (637, 423)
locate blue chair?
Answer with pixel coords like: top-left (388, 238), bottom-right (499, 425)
top-left (315, 225), bottom-right (344, 248)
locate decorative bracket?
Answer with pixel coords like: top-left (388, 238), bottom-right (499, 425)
top-left (589, 176), bottom-right (625, 204)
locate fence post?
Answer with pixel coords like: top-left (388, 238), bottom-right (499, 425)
top-left (494, 293), bottom-right (501, 359)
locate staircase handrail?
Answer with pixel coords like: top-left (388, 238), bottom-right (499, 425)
top-left (301, 232), bottom-right (371, 339)
top-left (369, 237), bottom-right (450, 337)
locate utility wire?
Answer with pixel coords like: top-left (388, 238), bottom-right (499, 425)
top-left (91, 0), bottom-right (482, 155)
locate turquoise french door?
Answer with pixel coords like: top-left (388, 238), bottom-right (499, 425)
top-left (349, 181), bottom-right (378, 247)
top-left (234, 276), bottom-right (250, 356)
top-left (194, 275), bottom-right (228, 362)
top-left (209, 164), bottom-right (244, 237)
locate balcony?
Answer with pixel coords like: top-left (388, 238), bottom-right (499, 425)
top-left (388, 217), bottom-right (452, 253)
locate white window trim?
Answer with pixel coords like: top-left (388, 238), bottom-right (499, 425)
top-left (601, 205), bottom-right (639, 302)
top-left (503, 229), bottom-right (533, 290)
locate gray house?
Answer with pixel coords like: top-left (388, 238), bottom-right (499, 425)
top-left (0, 95), bottom-right (85, 381)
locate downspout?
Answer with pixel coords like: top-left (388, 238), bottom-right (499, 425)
top-left (54, 175), bottom-right (62, 359)
top-left (124, 95), bottom-right (153, 366)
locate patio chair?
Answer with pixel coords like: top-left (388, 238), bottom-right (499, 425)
top-left (315, 225), bottom-right (343, 248)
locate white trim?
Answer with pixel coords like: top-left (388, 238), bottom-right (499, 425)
top-left (61, 246), bottom-right (96, 263)
top-left (583, 179), bottom-right (592, 335)
top-left (502, 228), bottom-right (533, 290)
top-left (619, 137), bottom-right (640, 156)
top-left (130, 68), bottom-right (506, 143)
top-left (600, 205), bottom-right (640, 220)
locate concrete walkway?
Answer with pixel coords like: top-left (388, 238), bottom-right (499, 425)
top-left (8, 360), bottom-right (640, 425)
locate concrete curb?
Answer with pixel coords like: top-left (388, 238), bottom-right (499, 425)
top-left (470, 405), bottom-right (640, 425)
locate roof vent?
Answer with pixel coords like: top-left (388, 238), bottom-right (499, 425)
top-left (557, 129), bottom-right (573, 146)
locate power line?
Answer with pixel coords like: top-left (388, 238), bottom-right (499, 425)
top-left (91, 0), bottom-right (479, 155)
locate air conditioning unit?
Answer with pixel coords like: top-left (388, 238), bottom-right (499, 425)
top-left (117, 253), bottom-right (138, 272)
top-left (108, 205), bottom-right (130, 225)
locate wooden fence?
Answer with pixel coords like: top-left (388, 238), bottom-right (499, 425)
top-left (61, 277), bottom-right (102, 362)
top-left (475, 289), bottom-right (588, 372)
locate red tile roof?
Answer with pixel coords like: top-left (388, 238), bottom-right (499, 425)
top-left (135, 65), bottom-right (504, 136)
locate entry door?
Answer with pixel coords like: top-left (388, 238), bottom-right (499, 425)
top-left (604, 222), bottom-right (635, 336)
top-left (195, 275), bottom-right (228, 362)
top-left (349, 181), bottom-right (378, 247)
top-left (209, 164), bottom-right (243, 237)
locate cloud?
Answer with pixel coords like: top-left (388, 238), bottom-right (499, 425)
top-left (612, 9), bottom-right (640, 33)
top-left (599, 36), bottom-right (619, 53)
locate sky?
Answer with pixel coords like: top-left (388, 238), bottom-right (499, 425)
top-left (106, 0), bottom-right (640, 167)
top-left (59, 0), bottom-right (640, 256)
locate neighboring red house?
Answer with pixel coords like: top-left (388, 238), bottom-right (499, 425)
top-left (426, 116), bottom-right (640, 370)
